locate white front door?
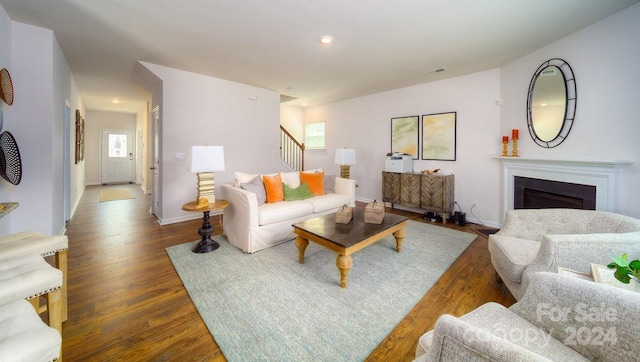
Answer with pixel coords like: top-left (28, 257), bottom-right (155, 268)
top-left (101, 129), bottom-right (135, 184)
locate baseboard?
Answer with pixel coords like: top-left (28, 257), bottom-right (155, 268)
top-left (158, 210), bottom-right (224, 226)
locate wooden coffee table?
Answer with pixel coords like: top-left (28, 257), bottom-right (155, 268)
top-left (293, 207), bottom-right (408, 288)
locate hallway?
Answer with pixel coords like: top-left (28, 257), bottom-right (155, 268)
top-left (63, 184), bottom-right (223, 361)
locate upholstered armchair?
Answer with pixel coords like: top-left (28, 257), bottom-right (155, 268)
top-left (488, 208), bottom-right (640, 300)
top-left (415, 272), bottom-right (640, 361)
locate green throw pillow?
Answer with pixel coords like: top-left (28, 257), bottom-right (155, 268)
top-left (283, 182), bottom-right (314, 201)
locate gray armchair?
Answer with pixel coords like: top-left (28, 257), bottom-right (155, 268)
top-left (488, 208), bottom-right (640, 300)
top-left (415, 272), bottom-right (640, 361)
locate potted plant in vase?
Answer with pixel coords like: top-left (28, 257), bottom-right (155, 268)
top-left (607, 253), bottom-right (640, 284)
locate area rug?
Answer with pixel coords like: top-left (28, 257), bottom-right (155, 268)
top-left (166, 220), bottom-right (476, 361)
top-left (99, 188), bottom-right (134, 202)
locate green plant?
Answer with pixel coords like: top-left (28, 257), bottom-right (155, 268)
top-left (607, 253), bottom-right (640, 284)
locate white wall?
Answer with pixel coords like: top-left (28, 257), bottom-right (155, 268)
top-left (304, 69), bottom-right (502, 226)
top-left (280, 104), bottom-right (304, 141)
top-left (132, 62), bottom-right (162, 198)
top-left (84, 110), bottom-right (137, 185)
top-left (301, 4), bottom-right (640, 225)
top-left (1, 20), bottom-right (84, 235)
top-left (69, 77), bottom-right (85, 217)
top-left (500, 3), bottom-right (640, 218)
top-left (0, 4), bottom-right (12, 233)
top-left (138, 62), bottom-right (282, 224)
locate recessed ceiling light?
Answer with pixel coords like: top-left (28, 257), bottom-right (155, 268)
top-left (319, 35), bottom-right (333, 45)
top-left (112, 98), bottom-right (120, 104)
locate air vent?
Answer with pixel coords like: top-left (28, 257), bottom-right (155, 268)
top-left (423, 67), bottom-right (447, 75)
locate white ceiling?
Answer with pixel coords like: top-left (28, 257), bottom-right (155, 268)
top-left (0, 0), bottom-right (637, 114)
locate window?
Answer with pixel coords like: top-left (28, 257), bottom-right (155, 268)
top-left (305, 122), bottom-right (325, 149)
top-left (108, 134), bottom-right (128, 157)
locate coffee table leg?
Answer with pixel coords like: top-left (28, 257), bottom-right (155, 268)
top-left (336, 254), bottom-right (353, 288)
top-left (393, 228), bottom-right (406, 252)
top-left (295, 237), bottom-right (309, 264)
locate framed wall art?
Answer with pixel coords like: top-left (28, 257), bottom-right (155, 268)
top-left (75, 109), bottom-right (81, 164)
top-left (390, 116), bottom-right (419, 159)
top-left (75, 110), bottom-right (86, 163)
top-left (80, 117), bottom-right (85, 161)
top-left (422, 112), bottom-right (456, 161)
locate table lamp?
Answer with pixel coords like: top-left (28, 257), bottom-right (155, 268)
top-left (334, 148), bottom-right (356, 179)
top-left (190, 145), bottom-right (225, 205)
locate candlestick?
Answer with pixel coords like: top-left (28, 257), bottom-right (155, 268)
top-left (512, 129), bottom-right (519, 140)
top-left (511, 138), bottom-right (519, 157)
top-left (502, 139), bottom-right (508, 157)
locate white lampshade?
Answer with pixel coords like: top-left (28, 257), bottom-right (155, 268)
top-left (334, 148), bottom-right (356, 165)
top-left (190, 146), bottom-right (225, 172)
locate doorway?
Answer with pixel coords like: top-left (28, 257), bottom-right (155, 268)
top-left (101, 129), bottom-right (135, 184)
top-left (150, 106), bottom-right (160, 218)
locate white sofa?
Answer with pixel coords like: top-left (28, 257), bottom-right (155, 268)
top-left (221, 171), bottom-right (356, 253)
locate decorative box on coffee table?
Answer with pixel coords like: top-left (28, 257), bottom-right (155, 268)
top-left (335, 205), bottom-right (353, 224)
top-left (364, 200), bottom-right (385, 224)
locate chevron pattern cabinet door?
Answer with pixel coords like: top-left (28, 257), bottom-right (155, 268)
top-left (382, 172), bottom-right (400, 204)
top-left (421, 174), bottom-right (455, 214)
top-left (382, 172), bottom-right (454, 215)
top-left (400, 173), bottom-right (421, 208)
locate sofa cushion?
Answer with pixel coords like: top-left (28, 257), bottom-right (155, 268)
top-left (280, 171), bottom-right (301, 188)
top-left (302, 168), bottom-right (323, 174)
top-left (263, 174), bottom-right (284, 203)
top-left (240, 176), bottom-right (266, 205)
top-left (283, 182), bottom-right (313, 201)
top-left (258, 201), bottom-right (314, 226)
top-left (234, 171), bottom-right (259, 186)
top-left (305, 193), bottom-right (351, 213)
top-left (300, 171), bottom-right (325, 196)
top-left (488, 235), bottom-right (540, 283)
top-left (324, 174), bottom-right (336, 193)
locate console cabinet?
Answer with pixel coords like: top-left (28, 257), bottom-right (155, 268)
top-left (382, 171), bottom-right (455, 216)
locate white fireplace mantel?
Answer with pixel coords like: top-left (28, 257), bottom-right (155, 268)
top-left (495, 157), bottom-right (633, 216)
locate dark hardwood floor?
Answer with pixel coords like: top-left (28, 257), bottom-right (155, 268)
top-left (60, 184), bottom-right (515, 361)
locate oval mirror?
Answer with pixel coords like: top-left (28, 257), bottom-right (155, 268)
top-left (526, 58), bottom-right (576, 148)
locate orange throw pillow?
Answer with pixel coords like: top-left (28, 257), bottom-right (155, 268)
top-left (262, 174), bottom-right (284, 203)
top-left (300, 171), bottom-right (325, 196)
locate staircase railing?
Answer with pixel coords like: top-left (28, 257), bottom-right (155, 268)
top-left (280, 125), bottom-right (305, 171)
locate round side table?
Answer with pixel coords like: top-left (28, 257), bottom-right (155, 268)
top-left (182, 199), bottom-right (229, 253)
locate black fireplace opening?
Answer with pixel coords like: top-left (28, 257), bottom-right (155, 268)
top-left (514, 177), bottom-right (596, 210)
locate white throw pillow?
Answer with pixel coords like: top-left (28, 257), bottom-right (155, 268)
top-left (301, 168), bottom-right (323, 174)
top-left (280, 171), bottom-right (301, 188)
top-left (234, 172), bottom-right (259, 185)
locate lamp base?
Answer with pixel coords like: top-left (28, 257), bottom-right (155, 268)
top-left (197, 172), bottom-right (216, 204)
top-left (339, 165), bottom-right (351, 179)
top-left (193, 239), bottom-right (220, 253)
top-left (192, 210), bottom-right (220, 253)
